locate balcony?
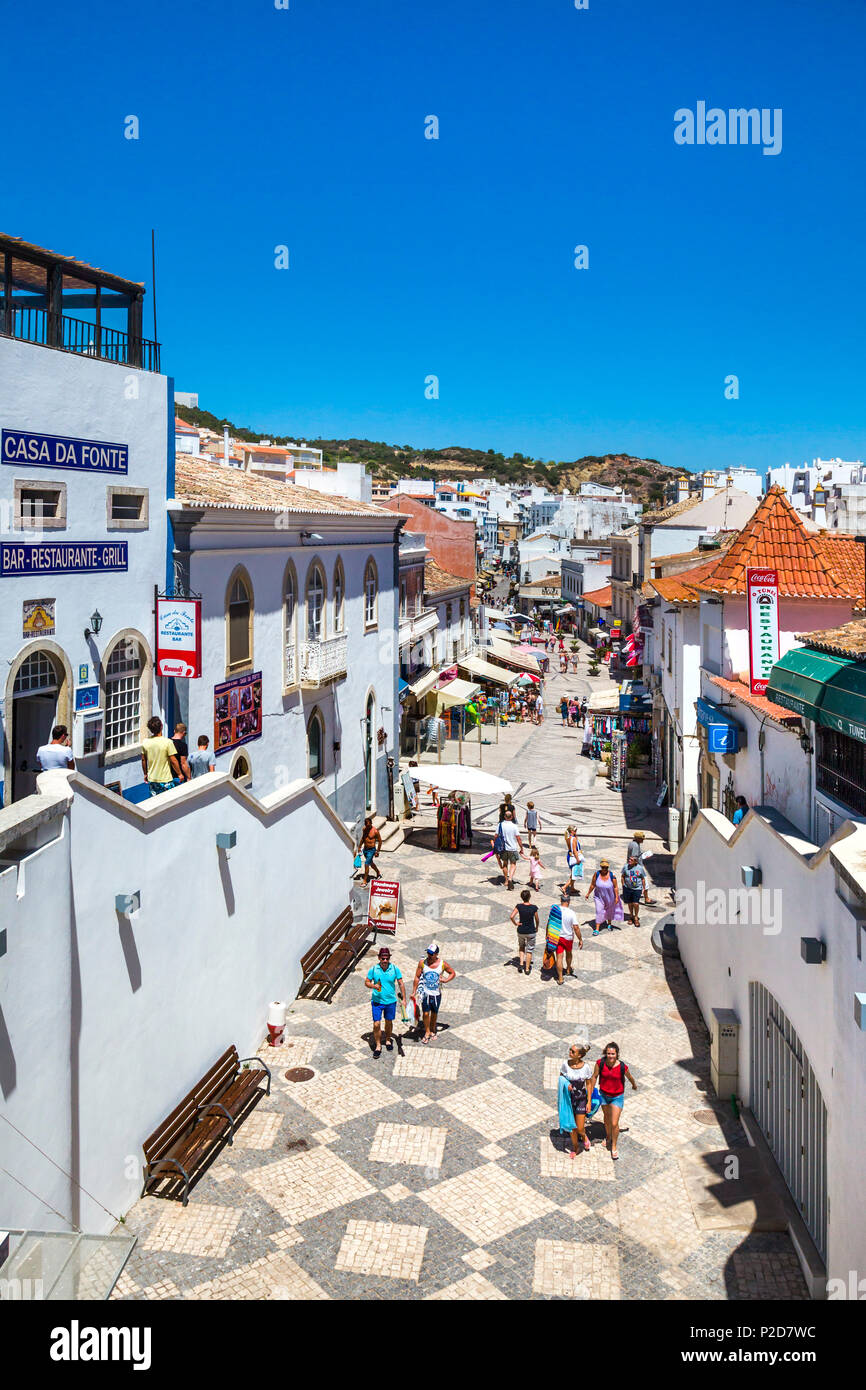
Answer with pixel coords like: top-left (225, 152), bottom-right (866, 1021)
top-left (299, 633), bottom-right (348, 686)
top-left (1, 234), bottom-right (161, 373)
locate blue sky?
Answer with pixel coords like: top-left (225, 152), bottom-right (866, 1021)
top-left (5, 0), bottom-right (866, 472)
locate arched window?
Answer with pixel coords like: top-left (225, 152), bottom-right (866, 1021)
top-left (105, 638), bottom-right (143, 752)
top-left (364, 558), bottom-right (378, 628)
top-left (333, 560), bottom-right (345, 634)
top-left (307, 708), bottom-right (324, 780)
top-left (226, 569), bottom-right (253, 672)
top-left (283, 561), bottom-right (297, 686)
top-left (306, 563), bottom-right (326, 642)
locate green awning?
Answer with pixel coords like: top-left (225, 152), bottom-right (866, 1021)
top-left (767, 648), bottom-right (866, 743)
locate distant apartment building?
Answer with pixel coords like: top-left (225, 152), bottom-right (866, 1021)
top-left (767, 458), bottom-right (866, 515)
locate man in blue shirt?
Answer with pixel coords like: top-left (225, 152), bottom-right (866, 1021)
top-left (365, 946), bottom-right (407, 1059)
top-left (732, 796), bottom-right (748, 826)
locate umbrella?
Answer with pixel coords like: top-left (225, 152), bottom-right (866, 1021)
top-left (516, 673), bottom-right (540, 685)
top-left (410, 764), bottom-right (513, 796)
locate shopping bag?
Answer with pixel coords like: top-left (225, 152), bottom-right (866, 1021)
top-left (353, 853), bottom-right (363, 869)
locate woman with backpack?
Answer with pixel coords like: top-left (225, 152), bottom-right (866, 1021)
top-left (588, 1042), bottom-right (637, 1160)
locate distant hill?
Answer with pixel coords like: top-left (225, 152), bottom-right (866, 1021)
top-left (173, 405), bottom-right (677, 506)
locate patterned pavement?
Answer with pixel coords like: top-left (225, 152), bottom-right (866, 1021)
top-left (112, 664), bottom-right (807, 1301)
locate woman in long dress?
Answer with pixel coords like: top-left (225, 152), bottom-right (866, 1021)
top-left (586, 859), bottom-right (619, 933)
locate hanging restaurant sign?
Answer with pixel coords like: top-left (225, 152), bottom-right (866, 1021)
top-left (156, 597), bottom-right (202, 678)
top-left (747, 568), bottom-right (779, 696)
top-left (2, 429), bottom-right (128, 473)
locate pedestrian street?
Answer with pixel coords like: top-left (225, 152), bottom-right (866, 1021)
top-left (113, 666), bottom-right (808, 1302)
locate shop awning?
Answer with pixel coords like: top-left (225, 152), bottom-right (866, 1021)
top-left (398, 678), bottom-right (410, 700)
top-left (768, 648), bottom-right (866, 742)
top-left (458, 656), bottom-right (519, 687)
top-left (486, 638), bottom-right (541, 673)
top-left (407, 668), bottom-right (439, 699)
top-left (436, 678), bottom-right (481, 709)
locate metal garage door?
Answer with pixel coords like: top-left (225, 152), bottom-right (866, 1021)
top-left (749, 982), bottom-right (828, 1260)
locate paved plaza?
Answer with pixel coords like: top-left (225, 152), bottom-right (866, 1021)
top-left (113, 662), bottom-right (808, 1301)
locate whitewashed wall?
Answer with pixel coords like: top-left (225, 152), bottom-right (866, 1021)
top-left (0, 771), bottom-right (353, 1234)
top-left (675, 808), bottom-right (866, 1282)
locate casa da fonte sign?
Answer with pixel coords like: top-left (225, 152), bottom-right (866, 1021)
top-left (2, 428), bottom-right (128, 474)
top-left (1, 542), bottom-right (128, 576)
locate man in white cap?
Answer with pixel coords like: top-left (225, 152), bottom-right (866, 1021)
top-left (412, 942), bottom-right (456, 1044)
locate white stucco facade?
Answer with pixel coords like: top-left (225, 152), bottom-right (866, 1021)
top-left (0, 335), bottom-right (171, 807)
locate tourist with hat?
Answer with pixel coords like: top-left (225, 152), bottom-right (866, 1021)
top-left (411, 942), bottom-right (457, 1044)
top-left (364, 946), bottom-right (407, 1059)
top-left (627, 829), bottom-right (655, 905)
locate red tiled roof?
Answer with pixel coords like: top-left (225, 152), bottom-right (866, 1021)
top-left (424, 559), bottom-right (470, 594)
top-left (583, 584), bottom-right (612, 607)
top-left (707, 675), bottom-right (801, 726)
top-left (696, 487), bottom-right (863, 599)
top-left (173, 454), bottom-right (395, 518)
top-left (174, 417), bottom-right (198, 434)
top-left (647, 556), bottom-right (726, 604)
top-left (814, 535), bottom-right (866, 610)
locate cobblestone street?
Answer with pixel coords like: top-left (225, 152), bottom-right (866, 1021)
top-left (113, 662), bottom-right (808, 1301)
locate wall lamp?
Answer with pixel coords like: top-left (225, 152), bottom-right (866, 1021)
top-left (801, 937), bottom-right (826, 964)
top-left (799, 729), bottom-right (813, 755)
top-left (84, 610), bottom-right (103, 641)
top-left (115, 891), bottom-right (141, 917)
top-left (300, 531), bottom-right (323, 544)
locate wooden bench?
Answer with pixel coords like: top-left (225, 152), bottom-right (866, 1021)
top-left (142, 1046), bottom-right (271, 1205)
top-left (299, 906), bottom-right (371, 1001)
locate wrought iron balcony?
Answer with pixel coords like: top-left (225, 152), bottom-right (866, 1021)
top-left (299, 633), bottom-right (348, 686)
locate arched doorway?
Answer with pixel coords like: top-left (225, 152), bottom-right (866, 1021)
top-left (364, 693), bottom-right (375, 813)
top-left (10, 648), bottom-right (64, 800)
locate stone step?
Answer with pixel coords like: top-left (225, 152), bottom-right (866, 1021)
top-left (373, 815), bottom-right (404, 851)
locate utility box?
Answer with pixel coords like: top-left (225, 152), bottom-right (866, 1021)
top-left (710, 1007), bottom-right (739, 1101)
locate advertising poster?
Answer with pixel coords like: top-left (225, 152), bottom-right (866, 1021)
top-left (157, 597), bottom-right (202, 678)
top-left (22, 598), bottom-right (55, 638)
top-left (747, 568), bottom-right (779, 695)
top-left (213, 671), bottom-right (263, 754)
top-left (368, 879), bottom-right (400, 934)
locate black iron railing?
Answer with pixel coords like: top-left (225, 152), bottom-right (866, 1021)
top-left (0, 304), bottom-right (161, 372)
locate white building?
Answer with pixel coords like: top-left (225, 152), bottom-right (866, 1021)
top-left (767, 458), bottom-right (866, 516)
top-left (170, 456), bottom-right (401, 826)
top-left (675, 806), bottom-right (866, 1287)
top-left (0, 234), bottom-right (171, 806)
top-left (174, 417), bottom-right (201, 455)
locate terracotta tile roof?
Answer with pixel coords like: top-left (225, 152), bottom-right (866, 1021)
top-left (174, 417), bottom-right (199, 434)
top-left (707, 675), bottom-right (802, 726)
top-left (814, 535), bottom-right (866, 610)
top-left (173, 454), bottom-right (396, 518)
top-left (696, 487), bottom-right (863, 599)
top-left (583, 584), bottom-right (612, 607)
top-left (424, 559), bottom-right (471, 594)
top-left (641, 493), bottom-right (710, 524)
top-left (647, 556), bottom-right (726, 604)
top-left (796, 617), bottom-right (866, 660)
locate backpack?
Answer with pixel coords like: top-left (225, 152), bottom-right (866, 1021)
top-left (493, 825), bottom-right (506, 854)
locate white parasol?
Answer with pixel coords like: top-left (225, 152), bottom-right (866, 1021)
top-left (410, 764), bottom-right (513, 797)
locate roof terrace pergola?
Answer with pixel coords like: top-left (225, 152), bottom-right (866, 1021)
top-left (0, 233), bottom-right (161, 372)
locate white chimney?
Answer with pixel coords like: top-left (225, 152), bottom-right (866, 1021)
top-left (223, 426), bottom-right (230, 466)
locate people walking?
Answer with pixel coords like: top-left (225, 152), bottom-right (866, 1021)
top-left (188, 734), bottom-right (215, 779)
top-left (510, 889), bottom-right (539, 975)
top-left (626, 829), bottom-right (655, 905)
top-left (412, 942), bottom-right (456, 1043)
top-left (581, 719), bottom-right (593, 757)
top-left (359, 816), bottom-right (382, 884)
top-left (579, 697), bottom-right (588, 727)
top-left (558, 1043), bottom-right (593, 1156)
top-left (528, 845), bottom-right (545, 891)
top-left (364, 945), bottom-right (407, 1059)
top-left (586, 859), bottom-right (620, 933)
top-left (621, 853), bottom-right (647, 925)
top-left (560, 696), bottom-right (568, 726)
top-left (497, 809), bottom-right (525, 890)
top-left (172, 722), bottom-right (191, 782)
top-left (140, 717), bottom-right (181, 796)
top-left (524, 801), bottom-right (540, 847)
top-left (588, 1042), bottom-right (637, 1160)
top-left (36, 724), bottom-right (74, 774)
top-left (563, 826), bottom-right (582, 893)
top-left (546, 889), bottom-right (582, 984)
top-left (568, 697), bottom-right (578, 726)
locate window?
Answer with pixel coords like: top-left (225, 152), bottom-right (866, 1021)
top-left (333, 561), bottom-right (345, 633)
top-left (816, 726), bottom-right (866, 817)
top-left (14, 649), bottom-right (59, 695)
top-left (284, 562), bottom-right (297, 686)
top-left (105, 640), bottom-right (142, 752)
top-left (227, 570), bottom-right (253, 672)
top-left (307, 709), bottom-right (324, 779)
top-left (107, 486), bottom-right (149, 530)
top-left (306, 563), bottom-right (326, 641)
top-left (364, 559), bottom-right (378, 627)
top-left (15, 479), bottom-right (66, 530)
